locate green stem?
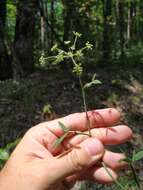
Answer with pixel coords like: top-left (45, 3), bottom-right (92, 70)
top-left (79, 76), bottom-right (92, 137)
top-left (130, 163), bottom-right (140, 189)
top-left (73, 36), bottom-right (78, 49)
top-left (102, 162), bottom-right (127, 190)
top-left (71, 55), bottom-right (78, 67)
top-left (70, 56), bottom-right (91, 137)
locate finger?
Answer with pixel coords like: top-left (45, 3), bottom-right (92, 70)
top-left (63, 125), bottom-right (133, 148)
top-left (40, 108), bottom-right (120, 137)
top-left (43, 138), bottom-right (104, 183)
top-left (62, 150), bottom-right (127, 186)
top-left (103, 150), bottom-right (128, 170)
top-left (79, 166), bottom-right (117, 184)
top-left (65, 166), bottom-right (117, 185)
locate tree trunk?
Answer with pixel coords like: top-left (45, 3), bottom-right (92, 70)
top-left (116, 0), bottom-right (125, 60)
top-left (40, 0), bottom-right (49, 50)
top-left (62, 0), bottom-right (75, 43)
top-left (0, 0), bottom-right (13, 80)
top-left (139, 0), bottom-right (143, 41)
top-left (50, 0), bottom-right (55, 48)
top-left (38, 1), bottom-right (63, 49)
top-left (102, 0), bottom-right (112, 64)
top-left (13, 1), bottom-right (37, 78)
top-left (127, 1), bottom-right (134, 45)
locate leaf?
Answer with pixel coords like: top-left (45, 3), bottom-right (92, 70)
top-left (0, 149), bottom-right (9, 161)
top-left (6, 138), bottom-right (20, 151)
top-left (93, 79), bottom-right (102, 84)
top-left (64, 41), bottom-right (71, 45)
top-left (54, 133), bottom-right (68, 147)
top-left (132, 150), bottom-right (143, 162)
top-left (84, 80), bottom-right (101, 89)
top-left (51, 44), bottom-right (58, 52)
top-left (119, 157), bottom-right (132, 163)
top-left (73, 31), bottom-right (82, 38)
top-left (92, 73), bottom-right (97, 81)
top-left (58, 121), bottom-right (69, 133)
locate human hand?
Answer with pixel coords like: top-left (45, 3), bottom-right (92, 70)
top-left (0, 108), bottom-right (132, 190)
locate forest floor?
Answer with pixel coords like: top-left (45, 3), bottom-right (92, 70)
top-left (0, 63), bottom-right (143, 189)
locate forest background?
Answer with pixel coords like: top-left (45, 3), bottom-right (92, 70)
top-left (0, 0), bottom-right (143, 189)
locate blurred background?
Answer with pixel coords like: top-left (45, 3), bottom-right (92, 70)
top-left (0, 0), bottom-right (143, 189)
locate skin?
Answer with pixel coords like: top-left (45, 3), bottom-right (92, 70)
top-left (0, 108), bottom-right (133, 190)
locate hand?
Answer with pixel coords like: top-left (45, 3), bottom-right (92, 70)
top-left (0, 108), bottom-right (132, 190)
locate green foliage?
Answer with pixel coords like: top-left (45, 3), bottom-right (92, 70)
top-left (54, 132), bottom-right (68, 148)
top-left (54, 122), bottom-right (70, 147)
top-left (0, 139), bottom-right (20, 169)
top-left (126, 43), bottom-right (143, 65)
top-left (132, 149), bottom-right (143, 162)
top-left (102, 162), bottom-right (127, 190)
top-left (84, 74), bottom-right (102, 89)
top-left (118, 149), bottom-right (143, 189)
top-left (58, 121), bottom-right (69, 133)
top-left (6, 1), bottom-right (16, 40)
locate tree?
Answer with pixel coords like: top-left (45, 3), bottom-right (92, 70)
top-left (118, 0), bottom-right (125, 59)
top-left (13, 0), bottom-right (38, 77)
top-left (0, 0), bottom-right (13, 80)
top-left (62, 0), bottom-right (76, 43)
top-left (102, 0), bottom-right (113, 64)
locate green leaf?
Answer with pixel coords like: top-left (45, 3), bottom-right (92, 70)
top-left (64, 41), bottom-right (71, 45)
top-left (58, 121), bottom-right (69, 133)
top-left (119, 157), bottom-right (132, 163)
top-left (132, 150), bottom-right (143, 162)
top-left (92, 73), bottom-right (97, 81)
top-left (84, 80), bottom-right (101, 89)
top-left (93, 80), bottom-right (102, 84)
top-left (54, 133), bottom-right (68, 147)
top-left (0, 149), bottom-right (9, 161)
top-left (51, 44), bottom-right (58, 52)
top-left (6, 138), bottom-right (20, 151)
top-left (73, 31), bottom-right (82, 38)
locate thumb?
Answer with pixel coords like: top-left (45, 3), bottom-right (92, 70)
top-left (50, 138), bottom-right (104, 181)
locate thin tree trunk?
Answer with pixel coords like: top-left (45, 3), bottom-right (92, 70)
top-left (13, 1), bottom-right (37, 78)
top-left (40, 0), bottom-right (49, 51)
top-left (62, 0), bottom-right (75, 43)
top-left (41, 14), bottom-right (45, 49)
top-left (127, 2), bottom-right (134, 45)
top-left (38, 1), bottom-right (63, 48)
top-left (102, 0), bottom-right (112, 64)
top-left (50, 0), bottom-right (55, 48)
top-left (0, 0), bottom-right (13, 80)
top-left (139, 0), bottom-right (143, 41)
top-left (117, 0), bottom-right (125, 60)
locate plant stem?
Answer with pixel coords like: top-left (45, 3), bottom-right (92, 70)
top-left (70, 49), bottom-right (92, 137)
top-left (79, 76), bottom-right (92, 137)
top-left (102, 162), bottom-right (127, 190)
top-left (73, 35), bottom-right (78, 49)
top-left (69, 131), bottom-right (91, 137)
top-left (130, 163), bottom-right (140, 189)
